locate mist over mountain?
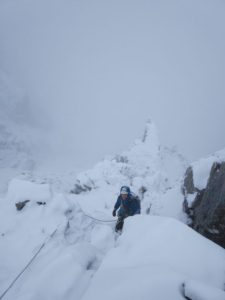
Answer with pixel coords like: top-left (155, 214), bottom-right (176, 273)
top-left (0, 69), bottom-right (40, 169)
top-left (0, 0), bottom-right (225, 168)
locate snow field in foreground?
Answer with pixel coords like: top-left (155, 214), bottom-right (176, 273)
top-left (0, 179), bottom-right (115, 300)
top-left (1, 173), bottom-right (225, 300)
top-left (81, 216), bottom-right (225, 300)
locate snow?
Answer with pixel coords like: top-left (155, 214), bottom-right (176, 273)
top-left (186, 192), bottom-right (198, 207)
top-left (91, 224), bottom-right (114, 254)
top-left (81, 216), bottom-right (225, 300)
top-left (149, 186), bottom-right (185, 219)
top-left (0, 177), bottom-right (114, 300)
top-left (0, 181), bottom-right (68, 298)
top-left (0, 121), bottom-right (224, 300)
top-left (184, 280), bottom-right (225, 300)
top-left (6, 179), bottom-right (51, 205)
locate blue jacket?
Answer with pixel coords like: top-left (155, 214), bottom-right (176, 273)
top-left (114, 192), bottom-right (141, 216)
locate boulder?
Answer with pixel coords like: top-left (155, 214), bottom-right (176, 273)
top-left (183, 162), bottom-right (225, 248)
top-left (15, 200), bottom-right (30, 211)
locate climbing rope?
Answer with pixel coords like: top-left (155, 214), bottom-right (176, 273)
top-left (0, 207), bottom-right (115, 299)
top-left (83, 212), bottom-right (116, 223)
top-left (78, 204), bottom-right (116, 223)
top-left (0, 227), bottom-right (58, 300)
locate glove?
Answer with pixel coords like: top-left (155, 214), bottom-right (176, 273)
top-left (112, 209), bottom-right (116, 217)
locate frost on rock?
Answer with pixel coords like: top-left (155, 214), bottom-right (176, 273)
top-left (190, 148), bottom-right (225, 191)
top-left (183, 149), bottom-right (225, 248)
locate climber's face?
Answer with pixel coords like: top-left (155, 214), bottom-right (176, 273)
top-left (121, 193), bottom-right (128, 200)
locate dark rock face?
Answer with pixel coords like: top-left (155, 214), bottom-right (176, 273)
top-left (183, 162), bottom-right (225, 248)
top-left (183, 166), bottom-right (196, 195)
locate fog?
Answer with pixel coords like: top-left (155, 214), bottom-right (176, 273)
top-left (0, 0), bottom-right (225, 169)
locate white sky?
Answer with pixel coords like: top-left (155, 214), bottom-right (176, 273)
top-left (0, 0), bottom-right (225, 168)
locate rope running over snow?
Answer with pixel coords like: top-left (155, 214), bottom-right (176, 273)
top-left (83, 213), bottom-right (116, 223)
top-left (78, 205), bottom-right (116, 223)
top-left (0, 209), bottom-right (115, 299)
top-left (0, 228), bottom-right (58, 300)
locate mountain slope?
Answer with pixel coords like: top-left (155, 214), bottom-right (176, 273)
top-left (0, 122), bottom-right (224, 300)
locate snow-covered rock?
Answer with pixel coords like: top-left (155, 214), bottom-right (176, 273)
top-left (71, 120), bottom-right (188, 220)
top-left (188, 148), bottom-right (225, 191)
top-left (6, 179), bottom-right (51, 205)
top-left (183, 150), bottom-right (225, 248)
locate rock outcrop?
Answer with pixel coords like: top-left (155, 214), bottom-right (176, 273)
top-left (183, 162), bottom-right (225, 248)
top-left (70, 120), bottom-right (187, 217)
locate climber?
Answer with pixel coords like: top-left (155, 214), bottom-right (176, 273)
top-left (112, 186), bottom-right (141, 232)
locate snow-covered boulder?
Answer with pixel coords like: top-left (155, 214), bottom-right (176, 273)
top-left (6, 178), bottom-right (51, 207)
top-left (183, 149), bottom-right (225, 248)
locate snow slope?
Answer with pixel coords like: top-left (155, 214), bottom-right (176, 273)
top-left (0, 179), bottom-right (115, 300)
top-left (0, 121), bottom-right (225, 300)
top-left (1, 179), bottom-right (225, 300)
top-left (81, 216), bottom-right (225, 300)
